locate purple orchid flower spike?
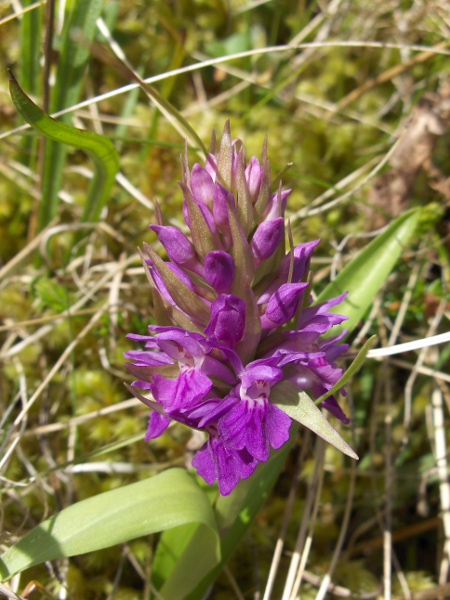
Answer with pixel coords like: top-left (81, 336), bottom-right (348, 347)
top-left (125, 122), bottom-right (353, 495)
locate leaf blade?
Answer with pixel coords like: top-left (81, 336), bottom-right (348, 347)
top-left (0, 469), bottom-right (219, 583)
top-left (271, 383), bottom-right (358, 459)
top-left (316, 208), bottom-right (421, 336)
top-left (9, 71), bottom-right (119, 224)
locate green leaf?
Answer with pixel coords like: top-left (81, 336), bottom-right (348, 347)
top-left (152, 522), bottom-right (200, 589)
top-left (51, 0), bottom-right (104, 115)
top-left (271, 383), bottom-right (358, 459)
top-left (152, 477), bottom-right (218, 590)
top-left (316, 208), bottom-right (421, 336)
top-left (9, 71), bottom-right (119, 224)
top-left (19, 0), bottom-right (42, 98)
top-left (0, 469), bottom-right (220, 584)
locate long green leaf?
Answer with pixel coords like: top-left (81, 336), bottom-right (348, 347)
top-left (9, 71), bottom-right (119, 223)
top-left (316, 208), bottom-right (421, 336)
top-left (0, 469), bottom-right (219, 583)
top-left (151, 475), bottom-right (218, 591)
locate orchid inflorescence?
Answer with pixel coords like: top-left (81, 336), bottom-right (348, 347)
top-left (125, 122), bottom-right (350, 495)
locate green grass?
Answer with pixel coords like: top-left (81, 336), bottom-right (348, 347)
top-left (1, 0), bottom-right (449, 598)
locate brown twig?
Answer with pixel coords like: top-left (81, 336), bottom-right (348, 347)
top-left (338, 40), bottom-right (450, 110)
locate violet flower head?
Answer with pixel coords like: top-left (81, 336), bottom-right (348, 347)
top-left (125, 122), bottom-right (350, 496)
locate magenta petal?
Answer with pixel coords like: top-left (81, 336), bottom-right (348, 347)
top-left (257, 240), bottom-right (320, 304)
top-left (150, 328), bottom-right (206, 361)
top-left (186, 396), bottom-right (233, 428)
top-left (288, 239), bottom-right (321, 283)
top-left (131, 380), bottom-right (153, 391)
top-left (145, 412), bottom-right (171, 441)
top-left (287, 365), bottom-right (316, 390)
top-left (191, 163), bottom-right (215, 207)
top-left (205, 153), bottom-right (218, 179)
top-left (202, 355), bottom-right (238, 385)
top-left (192, 434), bottom-right (258, 495)
top-left (213, 183), bottom-right (231, 227)
top-left (321, 396), bottom-right (350, 425)
top-left (218, 396), bottom-right (291, 462)
top-left (213, 186), bottom-right (234, 248)
top-left (218, 400), bottom-right (267, 461)
top-left (263, 189), bottom-right (290, 221)
top-left (151, 370), bottom-right (212, 412)
top-left (297, 293), bottom-right (348, 329)
top-left (264, 401), bottom-right (292, 449)
top-left (123, 349), bottom-right (173, 367)
top-left (245, 156), bottom-right (263, 200)
top-left (240, 362), bottom-right (284, 390)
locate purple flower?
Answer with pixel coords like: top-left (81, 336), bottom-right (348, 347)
top-left (218, 362), bottom-right (291, 461)
top-left (125, 122), bottom-right (351, 495)
top-left (190, 163), bottom-right (215, 208)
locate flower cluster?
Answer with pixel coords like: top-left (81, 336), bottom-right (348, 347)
top-left (125, 122), bottom-right (349, 495)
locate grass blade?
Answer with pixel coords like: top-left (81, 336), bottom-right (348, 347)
top-left (18, 0), bottom-right (42, 167)
top-left (39, 0), bottom-right (105, 228)
top-left (316, 208), bottom-right (421, 336)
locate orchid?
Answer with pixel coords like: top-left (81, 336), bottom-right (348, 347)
top-left (125, 122), bottom-right (350, 495)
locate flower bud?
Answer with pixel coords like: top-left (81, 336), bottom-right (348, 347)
top-left (261, 283), bottom-right (309, 328)
top-left (205, 294), bottom-right (246, 347)
top-left (204, 251), bottom-right (235, 293)
top-left (251, 217), bottom-right (284, 266)
top-left (150, 225), bottom-right (196, 264)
